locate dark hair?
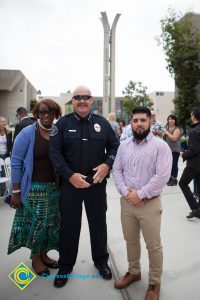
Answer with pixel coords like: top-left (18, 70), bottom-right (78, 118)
top-left (132, 107), bottom-right (151, 118)
top-left (33, 99), bottom-right (62, 119)
top-left (16, 107), bottom-right (28, 116)
top-left (119, 119), bottom-right (125, 126)
top-left (167, 114), bottom-right (179, 126)
top-left (192, 107), bottom-right (200, 121)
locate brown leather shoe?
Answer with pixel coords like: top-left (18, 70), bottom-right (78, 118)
top-left (145, 284), bottom-right (160, 300)
top-left (114, 271), bottom-right (141, 289)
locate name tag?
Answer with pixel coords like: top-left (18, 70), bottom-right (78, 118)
top-left (68, 130), bottom-right (76, 132)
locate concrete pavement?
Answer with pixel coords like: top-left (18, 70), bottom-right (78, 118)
top-left (0, 159), bottom-right (200, 300)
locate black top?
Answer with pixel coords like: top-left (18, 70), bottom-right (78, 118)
top-left (6, 132), bottom-right (13, 157)
top-left (49, 113), bottom-right (120, 180)
top-left (32, 129), bottom-right (55, 182)
top-left (0, 132), bottom-right (12, 158)
top-left (14, 117), bottom-right (35, 140)
top-left (183, 122), bottom-right (200, 170)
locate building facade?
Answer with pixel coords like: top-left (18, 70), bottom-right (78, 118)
top-left (148, 91), bottom-right (175, 124)
top-left (0, 70), bottom-right (37, 124)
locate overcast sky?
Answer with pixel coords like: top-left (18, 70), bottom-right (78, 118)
top-left (1, 0), bottom-right (200, 97)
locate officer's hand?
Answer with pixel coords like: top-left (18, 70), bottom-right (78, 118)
top-left (93, 163), bottom-right (110, 184)
top-left (69, 173), bottom-right (90, 189)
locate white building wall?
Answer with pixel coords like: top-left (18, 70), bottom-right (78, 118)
top-left (0, 76), bottom-right (36, 124)
top-left (148, 91), bottom-right (175, 125)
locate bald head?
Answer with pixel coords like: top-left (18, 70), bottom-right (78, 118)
top-left (72, 85), bottom-right (92, 97)
top-left (72, 85), bottom-right (93, 118)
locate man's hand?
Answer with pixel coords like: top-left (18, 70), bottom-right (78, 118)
top-left (93, 163), bottom-right (110, 184)
top-left (69, 173), bottom-right (90, 188)
top-left (10, 194), bottom-right (23, 209)
top-left (126, 188), bottom-right (145, 207)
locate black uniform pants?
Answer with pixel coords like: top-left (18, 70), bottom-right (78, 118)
top-left (58, 180), bottom-right (109, 271)
top-left (179, 166), bottom-right (200, 210)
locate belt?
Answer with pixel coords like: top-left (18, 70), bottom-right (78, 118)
top-left (143, 195), bottom-right (160, 201)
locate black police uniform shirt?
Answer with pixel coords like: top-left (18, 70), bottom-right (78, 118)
top-left (49, 113), bottom-right (120, 180)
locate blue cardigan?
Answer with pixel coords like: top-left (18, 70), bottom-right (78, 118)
top-left (11, 124), bottom-right (36, 203)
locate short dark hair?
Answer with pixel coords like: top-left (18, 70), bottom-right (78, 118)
top-left (33, 99), bottom-right (62, 119)
top-left (132, 107), bottom-right (151, 118)
top-left (167, 114), bottom-right (179, 126)
top-left (119, 119), bottom-right (125, 126)
top-left (192, 107), bottom-right (200, 121)
top-left (16, 107), bottom-right (28, 116)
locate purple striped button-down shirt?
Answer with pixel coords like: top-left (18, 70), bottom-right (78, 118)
top-left (112, 132), bottom-right (172, 199)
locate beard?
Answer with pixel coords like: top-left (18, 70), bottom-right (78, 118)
top-left (132, 126), bottom-right (150, 141)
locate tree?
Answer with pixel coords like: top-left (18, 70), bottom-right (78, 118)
top-left (157, 7), bottom-right (200, 127)
top-left (30, 99), bottom-right (37, 111)
top-left (122, 81), bottom-right (153, 119)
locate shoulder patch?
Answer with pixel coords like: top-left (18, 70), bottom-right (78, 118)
top-left (50, 125), bottom-right (58, 136)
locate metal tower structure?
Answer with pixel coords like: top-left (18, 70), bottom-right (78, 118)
top-left (100, 12), bottom-right (121, 117)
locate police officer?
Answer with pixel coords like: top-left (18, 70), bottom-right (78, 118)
top-left (49, 85), bottom-right (119, 288)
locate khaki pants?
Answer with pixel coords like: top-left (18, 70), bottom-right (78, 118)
top-left (121, 196), bottom-right (163, 285)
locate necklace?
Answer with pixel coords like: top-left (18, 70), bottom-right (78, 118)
top-left (37, 119), bottom-right (53, 131)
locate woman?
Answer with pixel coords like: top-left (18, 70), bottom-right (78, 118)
top-left (8, 99), bottom-right (62, 277)
top-left (119, 119), bottom-right (126, 135)
top-left (163, 114), bottom-right (182, 186)
top-left (107, 112), bottom-right (121, 138)
top-left (0, 116), bottom-right (12, 159)
top-left (0, 117), bottom-right (12, 197)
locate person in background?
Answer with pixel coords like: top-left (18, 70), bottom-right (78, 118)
top-left (120, 123), bottom-right (132, 142)
top-left (8, 99), bottom-right (62, 277)
top-left (13, 107), bottom-right (35, 140)
top-left (179, 107), bottom-right (200, 219)
top-left (119, 120), bottom-right (126, 134)
top-left (0, 116), bottom-right (13, 197)
top-left (0, 116), bottom-right (12, 159)
top-left (112, 107), bottom-right (172, 300)
top-left (193, 178), bottom-right (200, 204)
top-left (107, 112), bottom-right (121, 138)
top-left (163, 114), bottom-right (182, 186)
top-left (150, 111), bottom-right (164, 138)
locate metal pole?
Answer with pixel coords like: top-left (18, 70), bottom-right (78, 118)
top-left (100, 12), bottom-right (120, 117)
top-left (110, 13), bottom-right (121, 113)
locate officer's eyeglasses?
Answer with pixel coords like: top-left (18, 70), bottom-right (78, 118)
top-left (73, 95), bottom-right (92, 101)
top-left (38, 110), bottom-right (55, 116)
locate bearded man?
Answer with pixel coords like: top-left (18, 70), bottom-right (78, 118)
top-left (112, 107), bottom-right (172, 300)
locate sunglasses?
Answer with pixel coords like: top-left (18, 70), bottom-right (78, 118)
top-left (73, 95), bottom-right (92, 101)
top-left (38, 110), bottom-right (55, 116)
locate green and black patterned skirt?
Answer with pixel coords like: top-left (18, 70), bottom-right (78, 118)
top-left (8, 182), bottom-right (60, 258)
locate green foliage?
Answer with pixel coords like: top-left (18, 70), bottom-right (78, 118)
top-left (157, 7), bottom-right (200, 127)
top-left (122, 81), bottom-right (153, 119)
top-left (30, 99), bottom-right (37, 111)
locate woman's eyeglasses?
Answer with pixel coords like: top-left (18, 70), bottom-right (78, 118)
top-left (38, 110), bottom-right (55, 116)
top-left (73, 95), bottom-right (92, 101)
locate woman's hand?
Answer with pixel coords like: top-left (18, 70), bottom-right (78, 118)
top-left (10, 194), bottom-right (23, 209)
